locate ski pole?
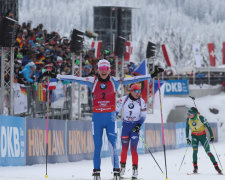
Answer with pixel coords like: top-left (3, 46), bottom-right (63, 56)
top-left (178, 145), bottom-right (189, 172)
top-left (189, 96), bottom-right (197, 108)
top-left (138, 134), bottom-right (165, 175)
top-left (212, 142), bottom-right (224, 172)
top-left (45, 77), bottom-right (50, 178)
top-left (157, 74), bottom-right (168, 180)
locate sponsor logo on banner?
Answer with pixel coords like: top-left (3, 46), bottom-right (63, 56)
top-left (26, 118), bottom-right (66, 165)
top-left (0, 115), bottom-right (25, 166)
top-left (176, 123), bottom-right (186, 148)
top-left (164, 79), bottom-right (189, 95)
top-left (67, 120), bottom-right (94, 162)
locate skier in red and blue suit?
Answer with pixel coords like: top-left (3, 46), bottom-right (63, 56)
top-left (116, 84), bottom-right (146, 179)
top-left (57, 59), bottom-right (160, 180)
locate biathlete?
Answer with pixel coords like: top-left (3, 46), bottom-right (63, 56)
top-left (57, 59), bottom-right (161, 180)
top-left (186, 107), bottom-right (223, 174)
top-left (116, 84), bottom-right (146, 179)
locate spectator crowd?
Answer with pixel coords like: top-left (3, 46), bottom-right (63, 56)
top-left (0, 22), bottom-right (138, 85)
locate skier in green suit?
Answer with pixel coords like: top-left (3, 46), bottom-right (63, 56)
top-left (186, 107), bottom-right (222, 174)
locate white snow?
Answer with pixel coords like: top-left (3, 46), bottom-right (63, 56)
top-left (0, 143), bottom-right (224, 180)
top-left (0, 93), bottom-right (224, 180)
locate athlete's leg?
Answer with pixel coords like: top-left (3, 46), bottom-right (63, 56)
top-left (199, 134), bottom-right (217, 164)
top-left (105, 112), bottom-right (120, 169)
top-left (191, 135), bottom-right (199, 170)
top-left (130, 130), bottom-right (139, 167)
top-left (92, 113), bottom-right (104, 170)
top-left (120, 121), bottom-right (131, 164)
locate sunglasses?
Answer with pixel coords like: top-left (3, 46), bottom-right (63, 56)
top-left (187, 113), bottom-right (194, 116)
top-left (134, 90), bottom-right (141, 93)
top-left (98, 66), bottom-right (110, 71)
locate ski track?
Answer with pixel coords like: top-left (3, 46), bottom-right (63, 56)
top-left (0, 143), bottom-right (224, 180)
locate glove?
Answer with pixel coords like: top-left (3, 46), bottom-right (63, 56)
top-left (151, 66), bottom-right (164, 78)
top-left (210, 136), bottom-right (214, 142)
top-left (133, 124), bottom-right (141, 133)
top-left (186, 138), bottom-right (191, 145)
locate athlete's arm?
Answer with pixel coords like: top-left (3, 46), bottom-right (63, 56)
top-left (57, 75), bottom-right (95, 89)
top-left (185, 117), bottom-right (190, 138)
top-left (138, 98), bottom-right (147, 124)
top-left (199, 115), bottom-right (213, 137)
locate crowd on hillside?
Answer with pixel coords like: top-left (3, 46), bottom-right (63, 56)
top-left (0, 22), bottom-right (137, 85)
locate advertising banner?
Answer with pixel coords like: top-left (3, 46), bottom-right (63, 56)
top-left (164, 79), bottom-right (189, 95)
top-left (26, 118), bottom-right (67, 165)
top-left (176, 122), bottom-right (186, 148)
top-left (67, 120), bottom-right (94, 162)
top-left (145, 123), bottom-right (163, 152)
top-left (0, 115), bottom-right (25, 166)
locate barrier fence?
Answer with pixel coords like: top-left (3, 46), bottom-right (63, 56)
top-left (0, 115), bottom-right (218, 166)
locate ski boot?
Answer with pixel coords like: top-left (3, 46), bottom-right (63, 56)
top-left (113, 168), bottom-right (120, 180)
top-left (214, 163), bottom-right (223, 175)
top-left (120, 163), bottom-right (126, 177)
top-left (132, 164), bottom-right (138, 180)
top-left (92, 169), bottom-right (101, 180)
top-left (193, 163), bottom-right (198, 174)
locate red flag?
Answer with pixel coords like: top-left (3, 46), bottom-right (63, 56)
top-left (161, 44), bottom-right (171, 67)
top-left (223, 42), bottom-right (225, 65)
top-left (124, 41), bottom-right (132, 61)
top-left (208, 43), bottom-right (216, 66)
top-left (91, 41), bottom-right (102, 59)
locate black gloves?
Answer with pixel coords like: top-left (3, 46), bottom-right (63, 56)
top-left (133, 124), bottom-right (141, 133)
top-left (186, 138), bottom-right (191, 145)
top-left (151, 66), bottom-right (164, 78)
top-left (210, 136), bottom-right (214, 142)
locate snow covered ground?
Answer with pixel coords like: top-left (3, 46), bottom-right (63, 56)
top-left (0, 142), bottom-right (224, 180)
top-left (0, 91), bottom-right (224, 180)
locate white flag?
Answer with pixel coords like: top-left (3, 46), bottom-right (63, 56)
top-left (192, 43), bottom-right (202, 68)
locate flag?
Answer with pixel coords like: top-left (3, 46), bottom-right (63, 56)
top-left (222, 42), bottom-right (225, 65)
top-left (133, 59), bottom-right (148, 103)
top-left (49, 78), bottom-right (57, 90)
top-left (38, 83), bottom-right (46, 101)
top-left (161, 44), bottom-right (176, 67)
top-left (208, 43), bottom-right (216, 66)
top-left (91, 41), bottom-right (102, 59)
top-left (16, 36), bottom-right (23, 48)
top-left (133, 59), bottom-right (147, 75)
top-left (20, 85), bottom-right (27, 95)
top-left (124, 41), bottom-right (132, 61)
top-left (192, 43), bottom-right (202, 68)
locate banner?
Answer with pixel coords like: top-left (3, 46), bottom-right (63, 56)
top-left (67, 120), bottom-right (94, 162)
top-left (192, 43), bottom-right (202, 68)
top-left (14, 83), bottom-right (28, 114)
top-left (223, 42), bottom-right (225, 65)
top-left (91, 41), bottom-right (102, 59)
top-left (124, 41), bottom-right (132, 61)
top-left (161, 44), bottom-right (176, 67)
top-left (208, 43), bottom-right (216, 66)
top-left (176, 122), bottom-right (186, 148)
top-left (26, 118), bottom-right (67, 165)
top-left (164, 79), bottom-right (189, 95)
top-left (0, 115), bottom-right (25, 166)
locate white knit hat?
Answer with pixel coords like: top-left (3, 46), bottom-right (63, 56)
top-left (97, 59), bottom-right (110, 69)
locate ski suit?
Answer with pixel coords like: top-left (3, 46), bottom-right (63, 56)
top-left (186, 114), bottom-right (217, 166)
top-left (116, 94), bottom-right (146, 167)
top-left (58, 74), bottom-right (150, 170)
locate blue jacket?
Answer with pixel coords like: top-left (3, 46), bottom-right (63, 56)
top-left (21, 64), bottom-right (34, 83)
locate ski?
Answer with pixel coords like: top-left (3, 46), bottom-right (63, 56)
top-left (120, 177), bottom-right (143, 180)
top-left (187, 172), bottom-right (224, 176)
top-left (187, 172), bottom-right (199, 175)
